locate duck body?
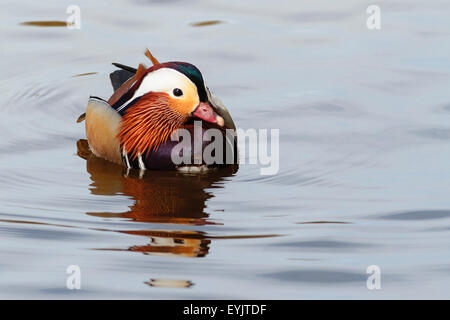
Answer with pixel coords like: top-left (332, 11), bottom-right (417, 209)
top-left (79, 50), bottom-right (237, 171)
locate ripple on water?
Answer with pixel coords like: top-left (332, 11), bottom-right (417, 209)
top-left (7, 80), bottom-right (83, 114)
top-left (412, 128), bottom-right (450, 140)
top-left (190, 20), bottom-right (225, 27)
top-left (145, 279), bottom-right (193, 288)
top-left (0, 140), bottom-right (281, 261)
top-left (269, 239), bottom-right (375, 252)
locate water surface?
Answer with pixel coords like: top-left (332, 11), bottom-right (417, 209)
top-left (1, 0), bottom-right (450, 299)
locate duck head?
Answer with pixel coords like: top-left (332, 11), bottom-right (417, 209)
top-left (112, 62), bottom-right (226, 160)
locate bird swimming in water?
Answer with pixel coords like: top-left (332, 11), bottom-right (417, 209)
top-left (77, 49), bottom-right (237, 172)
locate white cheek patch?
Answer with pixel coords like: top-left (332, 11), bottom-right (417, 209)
top-left (136, 68), bottom-right (193, 97)
top-left (116, 68), bottom-right (198, 113)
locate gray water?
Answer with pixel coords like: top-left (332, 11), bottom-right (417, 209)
top-left (1, 0), bottom-right (450, 299)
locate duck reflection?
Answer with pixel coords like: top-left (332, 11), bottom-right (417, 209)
top-left (77, 139), bottom-right (237, 258)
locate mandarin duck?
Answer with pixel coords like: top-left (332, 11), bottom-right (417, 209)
top-left (77, 49), bottom-right (237, 172)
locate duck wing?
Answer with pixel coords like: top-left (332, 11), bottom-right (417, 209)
top-left (109, 68), bottom-right (135, 91)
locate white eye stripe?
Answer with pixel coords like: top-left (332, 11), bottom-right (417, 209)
top-left (116, 68), bottom-right (196, 113)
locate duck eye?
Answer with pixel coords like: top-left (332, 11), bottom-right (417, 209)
top-left (173, 88), bottom-right (183, 97)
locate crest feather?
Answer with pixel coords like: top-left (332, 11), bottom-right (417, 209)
top-left (145, 48), bottom-right (160, 66)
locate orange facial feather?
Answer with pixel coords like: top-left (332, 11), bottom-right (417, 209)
top-left (118, 93), bottom-right (188, 159)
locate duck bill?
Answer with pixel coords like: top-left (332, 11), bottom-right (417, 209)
top-left (192, 102), bottom-right (224, 127)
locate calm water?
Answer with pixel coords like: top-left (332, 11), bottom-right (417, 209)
top-left (1, 0), bottom-right (450, 299)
